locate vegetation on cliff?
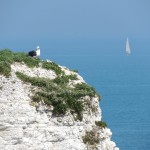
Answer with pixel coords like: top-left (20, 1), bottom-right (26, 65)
top-left (0, 49), bottom-right (63, 76)
top-left (0, 49), bottom-right (100, 121)
top-left (82, 121), bottom-right (107, 147)
top-left (16, 71), bottom-right (96, 120)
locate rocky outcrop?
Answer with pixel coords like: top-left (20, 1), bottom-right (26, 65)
top-left (0, 61), bottom-right (119, 150)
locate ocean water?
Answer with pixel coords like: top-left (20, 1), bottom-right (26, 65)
top-left (12, 39), bottom-right (150, 150)
top-left (42, 55), bottom-right (150, 150)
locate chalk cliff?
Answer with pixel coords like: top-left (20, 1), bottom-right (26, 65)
top-left (0, 50), bottom-right (119, 150)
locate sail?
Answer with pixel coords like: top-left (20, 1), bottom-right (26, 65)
top-left (126, 38), bottom-right (131, 54)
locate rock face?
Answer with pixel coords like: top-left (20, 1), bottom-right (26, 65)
top-left (0, 62), bottom-right (119, 150)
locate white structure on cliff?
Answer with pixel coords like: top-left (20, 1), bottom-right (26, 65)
top-left (36, 46), bottom-right (40, 57)
top-left (28, 46), bottom-right (40, 57)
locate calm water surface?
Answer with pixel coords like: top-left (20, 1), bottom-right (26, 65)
top-left (40, 48), bottom-right (150, 150)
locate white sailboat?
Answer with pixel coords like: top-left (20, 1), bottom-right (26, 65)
top-left (126, 37), bottom-right (131, 54)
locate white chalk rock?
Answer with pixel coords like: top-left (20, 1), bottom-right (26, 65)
top-left (0, 61), bottom-right (119, 150)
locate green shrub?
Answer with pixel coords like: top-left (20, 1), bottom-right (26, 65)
top-left (42, 61), bottom-right (64, 75)
top-left (16, 72), bottom-right (95, 120)
top-left (82, 130), bottom-right (99, 145)
top-left (53, 76), bottom-right (69, 85)
top-left (95, 121), bottom-right (107, 128)
top-left (0, 61), bottom-right (11, 77)
top-left (60, 91), bottom-right (84, 119)
top-left (16, 72), bottom-right (30, 82)
top-left (74, 83), bottom-right (96, 97)
top-left (0, 49), bottom-right (14, 63)
top-left (16, 72), bottom-right (84, 118)
top-left (32, 95), bottom-right (43, 103)
top-left (16, 72), bottom-right (58, 90)
top-left (68, 74), bottom-right (78, 80)
top-left (53, 74), bottom-right (78, 85)
top-left (72, 69), bottom-right (78, 73)
top-left (53, 102), bottom-right (67, 115)
top-left (23, 57), bottom-right (40, 68)
top-left (13, 52), bottom-right (27, 62)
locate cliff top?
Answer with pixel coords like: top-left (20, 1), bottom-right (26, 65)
top-left (0, 49), bottom-right (100, 121)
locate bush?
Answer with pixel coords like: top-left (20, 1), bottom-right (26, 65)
top-left (16, 72), bottom-right (96, 120)
top-left (13, 52), bottom-right (27, 62)
top-left (74, 83), bottom-right (96, 97)
top-left (82, 130), bottom-right (99, 145)
top-left (0, 49), bottom-right (14, 63)
top-left (0, 61), bottom-right (11, 77)
top-left (53, 74), bottom-right (78, 85)
top-left (32, 95), bottom-right (43, 103)
top-left (72, 69), bottom-right (78, 73)
top-left (42, 61), bottom-right (64, 75)
top-left (53, 102), bottom-right (67, 115)
top-left (16, 72), bottom-right (57, 90)
top-left (23, 57), bottom-right (41, 68)
top-left (95, 121), bottom-right (107, 128)
top-left (16, 72), bottom-right (84, 118)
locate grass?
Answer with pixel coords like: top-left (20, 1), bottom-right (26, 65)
top-left (42, 61), bottom-right (64, 75)
top-left (0, 49), bottom-right (65, 77)
top-left (53, 74), bottom-right (78, 85)
top-left (0, 61), bottom-right (11, 77)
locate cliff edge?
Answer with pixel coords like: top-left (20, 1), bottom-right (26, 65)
top-left (0, 49), bottom-right (119, 150)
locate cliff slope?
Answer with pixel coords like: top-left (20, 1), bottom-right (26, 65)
top-left (0, 49), bottom-right (119, 150)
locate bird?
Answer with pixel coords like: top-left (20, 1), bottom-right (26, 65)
top-left (28, 46), bottom-right (40, 57)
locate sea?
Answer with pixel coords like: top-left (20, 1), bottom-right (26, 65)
top-left (14, 38), bottom-right (150, 150)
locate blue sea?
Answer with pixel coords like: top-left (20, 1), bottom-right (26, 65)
top-left (15, 39), bottom-right (150, 150)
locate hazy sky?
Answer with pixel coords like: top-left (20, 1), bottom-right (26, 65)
top-left (0, 0), bottom-right (150, 49)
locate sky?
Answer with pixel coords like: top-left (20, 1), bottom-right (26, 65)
top-left (0, 0), bottom-right (150, 50)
